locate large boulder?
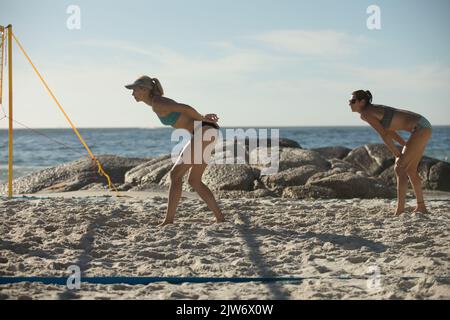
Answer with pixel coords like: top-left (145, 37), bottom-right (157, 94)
top-left (159, 164), bottom-right (258, 192)
top-left (249, 147), bottom-right (330, 172)
top-left (203, 164), bottom-right (260, 191)
top-left (312, 146), bottom-right (352, 160)
top-left (377, 166), bottom-right (396, 187)
top-left (0, 155), bottom-right (149, 194)
top-left (124, 155), bottom-right (173, 185)
top-left (328, 159), bottom-right (362, 174)
top-left (212, 137), bottom-right (301, 165)
top-left (306, 171), bottom-right (395, 199)
top-left (428, 161), bottom-right (450, 191)
top-left (261, 165), bottom-right (325, 189)
top-left (230, 137), bottom-right (301, 150)
top-left (344, 144), bottom-right (398, 176)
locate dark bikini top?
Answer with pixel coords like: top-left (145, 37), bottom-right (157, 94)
top-left (376, 105), bottom-right (396, 129)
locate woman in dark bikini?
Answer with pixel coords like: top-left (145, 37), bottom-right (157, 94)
top-left (126, 76), bottom-right (225, 225)
top-left (349, 90), bottom-right (432, 215)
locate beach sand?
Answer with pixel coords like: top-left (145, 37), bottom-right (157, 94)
top-left (1, 190), bottom-right (449, 300)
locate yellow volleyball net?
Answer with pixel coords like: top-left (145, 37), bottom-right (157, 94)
top-left (0, 25), bottom-right (121, 197)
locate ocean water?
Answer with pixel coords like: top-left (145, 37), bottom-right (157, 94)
top-left (0, 126), bottom-right (449, 183)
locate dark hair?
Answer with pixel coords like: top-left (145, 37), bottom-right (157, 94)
top-left (352, 90), bottom-right (373, 105)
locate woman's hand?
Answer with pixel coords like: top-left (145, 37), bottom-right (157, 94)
top-left (204, 114), bottom-right (219, 123)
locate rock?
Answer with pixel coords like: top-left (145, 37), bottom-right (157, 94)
top-left (278, 138), bottom-right (302, 149)
top-left (159, 164), bottom-right (258, 192)
top-left (428, 161), bottom-right (450, 191)
top-left (124, 155), bottom-right (173, 185)
top-left (378, 166), bottom-right (396, 187)
top-left (235, 137), bottom-right (301, 150)
top-left (328, 159), bottom-right (361, 173)
top-left (213, 139), bottom-right (248, 162)
top-left (282, 185), bottom-right (337, 199)
top-left (204, 164), bottom-right (259, 191)
top-left (253, 179), bottom-right (266, 190)
top-left (5, 142), bottom-right (447, 197)
top-left (261, 165), bottom-right (325, 189)
top-left (312, 146), bottom-right (351, 160)
top-left (344, 144), bottom-right (397, 176)
top-left (417, 156), bottom-right (440, 189)
top-left (0, 155), bottom-right (149, 194)
top-left (249, 147), bottom-right (330, 172)
top-left (212, 137), bottom-right (301, 164)
top-left (307, 171), bottom-right (395, 199)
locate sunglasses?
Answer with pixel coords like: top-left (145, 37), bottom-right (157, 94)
top-left (349, 99), bottom-right (357, 104)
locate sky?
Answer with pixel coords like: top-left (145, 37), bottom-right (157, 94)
top-left (0, 0), bottom-right (449, 128)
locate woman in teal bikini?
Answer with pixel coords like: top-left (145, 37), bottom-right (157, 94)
top-left (349, 90), bottom-right (432, 215)
top-left (126, 76), bottom-right (225, 225)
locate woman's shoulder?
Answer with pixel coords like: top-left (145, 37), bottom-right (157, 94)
top-left (372, 104), bottom-right (393, 110)
top-left (154, 95), bottom-right (177, 105)
top-left (153, 96), bottom-right (180, 111)
top-left (359, 104), bottom-right (382, 121)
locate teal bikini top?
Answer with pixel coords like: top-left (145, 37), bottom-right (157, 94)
top-left (157, 112), bottom-right (181, 126)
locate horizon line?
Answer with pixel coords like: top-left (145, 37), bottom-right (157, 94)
top-left (1, 125), bottom-right (450, 130)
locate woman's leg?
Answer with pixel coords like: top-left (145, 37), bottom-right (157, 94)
top-left (188, 125), bottom-right (224, 222)
top-left (394, 128), bottom-right (431, 215)
top-left (395, 157), bottom-right (409, 215)
top-left (406, 130), bottom-right (432, 213)
top-left (406, 156), bottom-right (427, 213)
top-left (160, 139), bottom-right (194, 226)
top-left (188, 164), bottom-right (225, 222)
top-left (160, 162), bottom-right (192, 226)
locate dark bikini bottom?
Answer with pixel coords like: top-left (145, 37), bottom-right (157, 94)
top-left (191, 121), bottom-right (220, 134)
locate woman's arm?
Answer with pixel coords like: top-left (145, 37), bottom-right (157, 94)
top-left (361, 113), bottom-right (402, 158)
top-left (387, 131), bottom-right (406, 147)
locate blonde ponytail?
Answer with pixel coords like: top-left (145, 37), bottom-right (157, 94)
top-left (151, 78), bottom-right (164, 96)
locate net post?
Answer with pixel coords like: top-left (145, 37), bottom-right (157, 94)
top-left (6, 24), bottom-right (13, 198)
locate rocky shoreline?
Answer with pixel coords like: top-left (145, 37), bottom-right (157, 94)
top-left (2, 140), bottom-right (449, 199)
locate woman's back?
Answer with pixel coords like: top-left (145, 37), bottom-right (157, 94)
top-left (369, 104), bottom-right (421, 132)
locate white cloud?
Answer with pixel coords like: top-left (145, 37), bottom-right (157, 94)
top-left (250, 30), bottom-right (371, 58)
top-left (208, 41), bottom-right (235, 50)
top-left (345, 65), bottom-right (450, 91)
top-left (2, 33), bottom-right (449, 129)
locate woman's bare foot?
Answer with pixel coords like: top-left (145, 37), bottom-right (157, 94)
top-left (413, 206), bottom-right (429, 214)
top-left (215, 217), bottom-right (226, 223)
top-left (412, 201), bottom-right (429, 214)
top-left (158, 220), bottom-right (174, 227)
top-left (394, 207), bottom-right (405, 216)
